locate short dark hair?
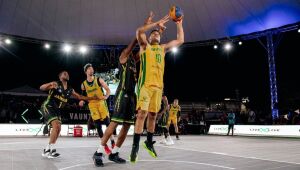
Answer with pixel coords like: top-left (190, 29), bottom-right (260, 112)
top-left (84, 63), bottom-right (92, 72)
top-left (58, 70), bottom-right (67, 78)
top-left (150, 29), bottom-right (161, 35)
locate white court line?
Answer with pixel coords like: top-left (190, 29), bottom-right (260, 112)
top-left (158, 145), bottom-right (300, 165)
top-left (58, 159), bottom-right (235, 170)
top-left (0, 142), bottom-right (26, 145)
top-left (0, 145), bottom-right (95, 151)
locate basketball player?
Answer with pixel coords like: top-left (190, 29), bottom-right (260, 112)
top-left (79, 64), bottom-right (115, 155)
top-left (92, 38), bottom-right (139, 166)
top-left (92, 12), bottom-right (157, 167)
top-left (157, 94), bottom-right (174, 145)
top-left (40, 71), bottom-right (97, 158)
top-left (130, 13), bottom-right (184, 163)
top-left (167, 99), bottom-right (181, 140)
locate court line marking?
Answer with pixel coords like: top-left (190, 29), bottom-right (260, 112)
top-left (58, 159), bottom-right (235, 170)
top-left (158, 145), bottom-right (300, 165)
top-left (0, 142), bottom-right (26, 145)
top-left (0, 145), bottom-right (95, 151)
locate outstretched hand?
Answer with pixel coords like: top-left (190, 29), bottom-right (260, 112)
top-left (175, 17), bottom-right (183, 25)
top-left (157, 15), bottom-right (170, 30)
top-left (145, 11), bottom-right (154, 25)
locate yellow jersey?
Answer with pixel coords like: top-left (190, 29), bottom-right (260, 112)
top-left (138, 44), bottom-right (165, 90)
top-left (83, 77), bottom-right (105, 105)
top-left (169, 104), bottom-right (181, 117)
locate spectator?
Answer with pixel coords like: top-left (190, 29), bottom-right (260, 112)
top-left (227, 111), bottom-right (235, 136)
top-left (0, 107), bottom-right (7, 123)
top-left (248, 109), bottom-right (256, 124)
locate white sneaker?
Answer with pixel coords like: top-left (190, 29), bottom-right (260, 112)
top-left (166, 136), bottom-right (174, 145)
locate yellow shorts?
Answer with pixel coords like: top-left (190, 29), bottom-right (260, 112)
top-left (88, 101), bottom-right (109, 121)
top-left (136, 85), bottom-right (162, 113)
top-left (167, 116), bottom-right (178, 125)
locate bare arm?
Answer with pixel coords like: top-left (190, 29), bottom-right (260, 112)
top-left (136, 15), bottom-right (170, 50)
top-left (99, 78), bottom-right (110, 99)
top-left (119, 38), bottom-right (138, 64)
top-left (40, 81), bottom-right (57, 91)
top-left (178, 106), bottom-right (181, 120)
top-left (79, 83), bottom-right (86, 106)
top-left (162, 19), bottom-right (184, 52)
top-left (157, 96), bottom-right (169, 116)
top-left (72, 90), bottom-right (97, 101)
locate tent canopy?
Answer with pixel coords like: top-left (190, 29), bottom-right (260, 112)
top-left (0, 0), bottom-right (300, 45)
top-left (0, 85), bottom-right (47, 96)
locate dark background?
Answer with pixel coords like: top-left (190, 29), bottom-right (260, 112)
top-left (1, 30), bottom-right (300, 114)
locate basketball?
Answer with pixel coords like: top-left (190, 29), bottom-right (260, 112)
top-left (169, 6), bottom-right (183, 22)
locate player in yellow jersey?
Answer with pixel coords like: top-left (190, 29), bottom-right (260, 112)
top-left (79, 64), bottom-right (115, 155)
top-left (167, 99), bottom-right (181, 140)
top-left (130, 12), bottom-right (184, 163)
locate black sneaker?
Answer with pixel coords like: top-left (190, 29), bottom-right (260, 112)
top-left (93, 151), bottom-right (104, 167)
top-left (109, 152), bottom-right (126, 164)
top-left (48, 149), bottom-right (60, 158)
top-left (143, 140), bottom-right (157, 158)
top-left (129, 144), bottom-right (139, 163)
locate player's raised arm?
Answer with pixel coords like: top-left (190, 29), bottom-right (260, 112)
top-left (162, 19), bottom-right (184, 52)
top-left (136, 14), bottom-right (170, 50)
top-left (119, 38), bottom-right (138, 64)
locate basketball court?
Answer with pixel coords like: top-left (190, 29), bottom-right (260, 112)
top-left (1, 135), bottom-right (300, 170)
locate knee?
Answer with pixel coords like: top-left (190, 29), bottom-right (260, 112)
top-left (148, 112), bottom-right (157, 120)
top-left (52, 123), bottom-right (60, 132)
top-left (136, 111), bottom-right (147, 120)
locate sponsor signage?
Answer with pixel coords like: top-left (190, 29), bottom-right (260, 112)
top-left (0, 124), bottom-right (134, 136)
top-left (209, 125), bottom-right (300, 137)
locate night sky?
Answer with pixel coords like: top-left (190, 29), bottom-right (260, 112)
top-left (0, 30), bottom-right (300, 112)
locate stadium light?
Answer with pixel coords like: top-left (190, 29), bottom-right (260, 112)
top-left (213, 45), bottom-right (218, 49)
top-left (79, 45), bottom-right (88, 55)
top-left (224, 42), bottom-right (232, 51)
top-left (63, 44), bottom-right (72, 53)
top-left (171, 47), bottom-right (178, 53)
top-left (298, 29), bottom-right (300, 33)
top-left (44, 43), bottom-right (51, 50)
top-left (5, 38), bottom-right (12, 45)
top-left (238, 41), bottom-right (243, 45)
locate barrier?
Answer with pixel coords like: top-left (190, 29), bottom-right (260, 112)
top-left (0, 124), bottom-right (134, 136)
top-left (208, 125), bottom-right (300, 137)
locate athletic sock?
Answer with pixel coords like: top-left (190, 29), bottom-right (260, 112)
top-left (147, 132), bottom-right (154, 143)
top-left (112, 146), bottom-right (120, 154)
top-left (97, 145), bottom-right (105, 153)
top-left (133, 133), bottom-right (141, 146)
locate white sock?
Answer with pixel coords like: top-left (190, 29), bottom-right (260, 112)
top-left (97, 145), bottom-right (105, 153)
top-left (45, 144), bottom-right (51, 150)
top-left (112, 146), bottom-right (120, 154)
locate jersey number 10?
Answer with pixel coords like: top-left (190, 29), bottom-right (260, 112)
top-left (155, 54), bottom-right (162, 63)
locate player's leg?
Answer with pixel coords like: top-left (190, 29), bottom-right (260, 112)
top-left (130, 86), bottom-right (151, 163)
top-left (143, 87), bottom-right (162, 158)
top-left (41, 106), bottom-right (61, 158)
top-left (174, 119), bottom-right (180, 140)
top-left (109, 123), bottom-right (131, 164)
